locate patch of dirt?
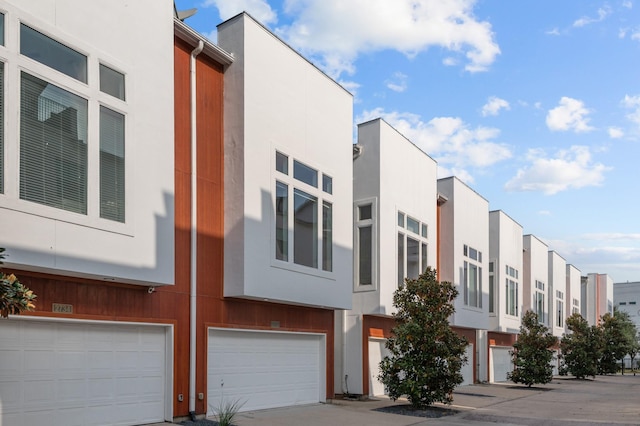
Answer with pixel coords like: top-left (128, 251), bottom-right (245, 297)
top-left (374, 404), bottom-right (458, 418)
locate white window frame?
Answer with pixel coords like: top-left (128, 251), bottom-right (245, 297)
top-left (397, 209), bottom-right (429, 288)
top-left (534, 280), bottom-right (545, 324)
top-left (556, 290), bottom-right (564, 328)
top-left (462, 244), bottom-right (483, 309)
top-left (354, 198), bottom-right (377, 292)
top-left (505, 264), bottom-right (519, 317)
top-left (272, 149), bottom-right (334, 277)
top-left (0, 8), bottom-right (132, 234)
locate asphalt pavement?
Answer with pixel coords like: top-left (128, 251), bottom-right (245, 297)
top-left (149, 374), bottom-right (640, 426)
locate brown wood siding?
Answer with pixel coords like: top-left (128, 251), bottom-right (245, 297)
top-left (452, 326), bottom-right (477, 383)
top-left (361, 315), bottom-right (395, 395)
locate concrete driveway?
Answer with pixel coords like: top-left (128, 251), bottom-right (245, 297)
top-left (151, 374), bottom-right (640, 426)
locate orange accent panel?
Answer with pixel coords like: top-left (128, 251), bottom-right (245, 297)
top-left (369, 328), bottom-right (384, 338)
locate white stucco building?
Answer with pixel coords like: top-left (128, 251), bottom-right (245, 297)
top-left (523, 235), bottom-right (549, 325)
top-left (567, 264), bottom-right (582, 318)
top-left (438, 176), bottom-right (490, 384)
top-left (581, 273), bottom-right (614, 326)
top-left (487, 210), bottom-right (523, 382)
top-left (343, 118), bottom-right (438, 396)
top-left (548, 251), bottom-right (567, 337)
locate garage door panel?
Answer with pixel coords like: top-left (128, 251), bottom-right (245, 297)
top-left (490, 347), bottom-right (512, 383)
top-left (0, 320), bottom-right (168, 426)
top-left (208, 329), bottom-right (324, 413)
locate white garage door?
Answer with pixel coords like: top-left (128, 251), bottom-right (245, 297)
top-left (490, 346), bottom-right (513, 383)
top-left (0, 319), bottom-right (168, 426)
top-left (207, 329), bottom-right (325, 414)
top-left (368, 338), bottom-right (391, 396)
top-left (460, 344), bottom-right (474, 386)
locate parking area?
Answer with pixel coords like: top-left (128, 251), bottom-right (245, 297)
top-left (151, 374), bottom-right (640, 426)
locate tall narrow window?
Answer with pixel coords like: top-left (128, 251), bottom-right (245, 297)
top-left (356, 203), bottom-right (374, 286)
top-left (397, 233), bottom-right (404, 287)
top-left (20, 24), bottom-right (87, 83)
top-left (406, 237), bottom-right (419, 279)
top-left (0, 63), bottom-right (3, 194)
top-left (488, 263), bottom-right (494, 314)
top-left (20, 72), bottom-right (88, 214)
top-left (100, 107), bottom-right (125, 222)
top-left (275, 181), bottom-right (288, 261)
top-left (322, 201), bottom-right (332, 271)
top-left (293, 189), bottom-right (317, 268)
top-left (0, 13), bottom-right (4, 46)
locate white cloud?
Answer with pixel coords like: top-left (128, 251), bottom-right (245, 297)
top-left (538, 210), bottom-right (552, 216)
top-left (632, 30), bottom-right (640, 41)
top-left (572, 6), bottom-right (611, 28)
top-left (203, 0), bottom-right (277, 25)
top-left (481, 96), bottom-right (510, 117)
top-left (443, 57), bottom-right (458, 66)
top-left (546, 97), bottom-right (595, 132)
top-left (504, 146), bottom-right (610, 195)
top-left (385, 72), bottom-right (408, 93)
top-left (356, 108), bottom-right (512, 182)
top-left (582, 233), bottom-right (640, 240)
top-left (622, 94), bottom-right (640, 127)
top-left (608, 127), bottom-right (624, 138)
top-left (622, 1), bottom-right (633, 9)
top-left (546, 28), bottom-right (561, 36)
top-left (275, 0), bottom-right (500, 78)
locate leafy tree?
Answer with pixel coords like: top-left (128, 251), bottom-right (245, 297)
top-left (560, 313), bottom-right (601, 379)
top-left (507, 310), bottom-right (558, 387)
top-left (599, 309), bottom-right (638, 374)
top-left (0, 248), bottom-right (37, 318)
top-left (378, 268), bottom-right (468, 409)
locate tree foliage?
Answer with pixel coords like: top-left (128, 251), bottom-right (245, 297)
top-left (0, 248), bottom-right (37, 318)
top-left (560, 313), bottom-right (601, 379)
top-left (507, 310), bottom-right (557, 387)
top-left (599, 309), bottom-right (638, 374)
top-left (378, 268), bottom-right (468, 409)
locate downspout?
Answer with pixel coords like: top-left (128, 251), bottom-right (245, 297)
top-left (189, 39), bottom-right (204, 420)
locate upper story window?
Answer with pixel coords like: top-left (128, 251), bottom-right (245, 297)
top-left (0, 15), bottom-right (129, 225)
top-left (397, 211), bottom-right (429, 287)
top-left (0, 63), bottom-right (3, 194)
top-left (20, 24), bottom-right (87, 83)
top-left (0, 13), bottom-right (5, 46)
top-left (100, 64), bottom-right (125, 101)
top-left (355, 199), bottom-right (376, 288)
top-left (275, 151), bottom-right (333, 272)
top-left (534, 280), bottom-right (545, 323)
top-left (488, 261), bottom-right (495, 314)
top-left (573, 297), bottom-right (580, 314)
top-left (505, 264), bottom-right (519, 317)
top-left (556, 290), bottom-right (564, 327)
top-left (463, 244), bottom-right (482, 308)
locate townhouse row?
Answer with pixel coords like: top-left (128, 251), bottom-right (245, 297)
top-left (0, 2), bottom-right (614, 424)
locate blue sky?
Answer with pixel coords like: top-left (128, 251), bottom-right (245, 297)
top-left (175, 0), bottom-right (640, 283)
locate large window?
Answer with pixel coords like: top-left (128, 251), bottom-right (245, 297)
top-left (505, 264), bottom-right (519, 317)
top-left (274, 151), bottom-right (333, 272)
top-left (355, 200), bottom-right (375, 287)
top-left (463, 244), bottom-right (483, 308)
top-left (20, 73), bottom-right (88, 214)
top-left (534, 280), bottom-right (545, 323)
top-left (10, 21), bottom-right (128, 223)
top-left (397, 211), bottom-right (429, 287)
top-left (572, 298), bottom-right (580, 315)
top-left (488, 261), bottom-right (495, 313)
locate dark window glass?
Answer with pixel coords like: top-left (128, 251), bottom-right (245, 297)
top-left (100, 106), bottom-right (125, 222)
top-left (293, 160), bottom-right (317, 187)
top-left (293, 189), bottom-right (317, 268)
top-left (276, 151), bottom-right (288, 174)
top-left (100, 64), bottom-right (125, 100)
top-left (359, 226), bottom-right (372, 285)
top-left (359, 204), bottom-right (372, 220)
top-left (275, 181), bottom-right (288, 261)
top-left (20, 24), bottom-right (87, 83)
top-left (322, 201), bottom-right (332, 272)
top-left (322, 174), bottom-right (332, 194)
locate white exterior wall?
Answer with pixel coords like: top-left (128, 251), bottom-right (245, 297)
top-left (583, 273), bottom-right (614, 325)
top-left (523, 235), bottom-right (549, 324)
top-left (488, 210), bottom-right (523, 333)
top-left (548, 251), bottom-right (567, 337)
top-left (437, 177), bottom-right (489, 331)
top-left (218, 14), bottom-right (353, 309)
top-left (0, 0), bottom-right (175, 286)
top-left (614, 281), bottom-right (640, 332)
top-left (566, 264), bottom-right (581, 318)
top-left (352, 119), bottom-right (438, 316)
